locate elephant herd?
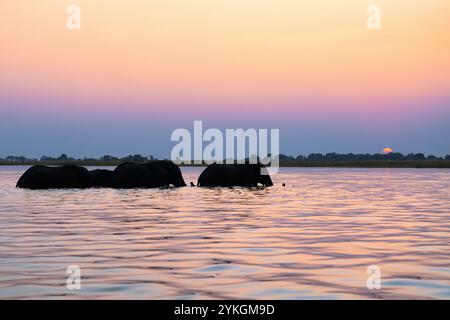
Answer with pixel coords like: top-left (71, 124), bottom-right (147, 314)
top-left (16, 161), bottom-right (274, 189)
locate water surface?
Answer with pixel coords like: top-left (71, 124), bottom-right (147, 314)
top-left (0, 166), bottom-right (449, 299)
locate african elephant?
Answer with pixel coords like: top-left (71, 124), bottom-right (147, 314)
top-left (109, 160), bottom-right (186, 188)
top-left (16, 165), bottom-right (91, 189)
top-left (89, 169), bottom-right (113, 187)
top-left (197, 163), bottom-right (273, 187)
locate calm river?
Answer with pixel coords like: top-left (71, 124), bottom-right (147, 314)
top-left (0, 166), bottom-right (449, 299)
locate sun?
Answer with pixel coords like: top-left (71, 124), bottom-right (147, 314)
top-left (382, 147), bottom-right (393, 154)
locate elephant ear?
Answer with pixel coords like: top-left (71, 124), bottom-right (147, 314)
top-left (253, 163), bottom-right (262, 175)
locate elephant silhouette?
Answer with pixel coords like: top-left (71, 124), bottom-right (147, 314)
top-left (109, 160), bottom-right (186, 188)
top-left (17, 165), bottom-right (91, 189)
top-left (197, 163), bottom-right (273, 187)
top-left (89, 169), bottom-right (113, 187)
top-left (17, 161), bottom-right (186, 189)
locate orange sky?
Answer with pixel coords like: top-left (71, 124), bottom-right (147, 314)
top-left (1, 1), bottom-right (449, 109)
top-left (0, 1), bottom-right (449, 156)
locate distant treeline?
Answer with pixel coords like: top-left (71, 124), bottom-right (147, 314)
top-left (0, 154), bottom-right (153, 165)
top-left (279, 152), bottom-right (450, 161)
top-left (1, 152), bottom-right (450, 168)
top-left (276, 152), bottom-right (450, 168)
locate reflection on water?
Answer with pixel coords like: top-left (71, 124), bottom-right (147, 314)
top-left (0, 166), bottom-right (449, 299)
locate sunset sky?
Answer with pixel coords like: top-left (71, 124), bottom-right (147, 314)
top-left (1, 0), bottom-right (449, 157)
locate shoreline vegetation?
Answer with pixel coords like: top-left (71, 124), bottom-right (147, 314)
top-left (1, 153), bottom-right (450, 168)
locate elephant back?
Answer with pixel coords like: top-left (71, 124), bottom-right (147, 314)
top-left (17, 165), bottom-right (91, 189)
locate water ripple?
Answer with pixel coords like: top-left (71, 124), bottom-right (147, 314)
top-left (0, 166), bottom-right (449, 299)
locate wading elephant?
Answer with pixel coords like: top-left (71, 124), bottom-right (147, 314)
top-left (109, 160), bottom-right (186, 188)
top-left (89, 169), bottom-right (113, 187)
top-left (197, 163), bottom-right (273, 187)
top-left (16, 165), bottom-right (91, 189)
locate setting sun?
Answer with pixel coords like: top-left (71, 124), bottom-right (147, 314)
top-left (383, 148), bottom-right (393, 154)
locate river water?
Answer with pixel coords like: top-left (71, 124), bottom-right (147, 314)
top-left (0, 166), bottom-right (449, 299)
